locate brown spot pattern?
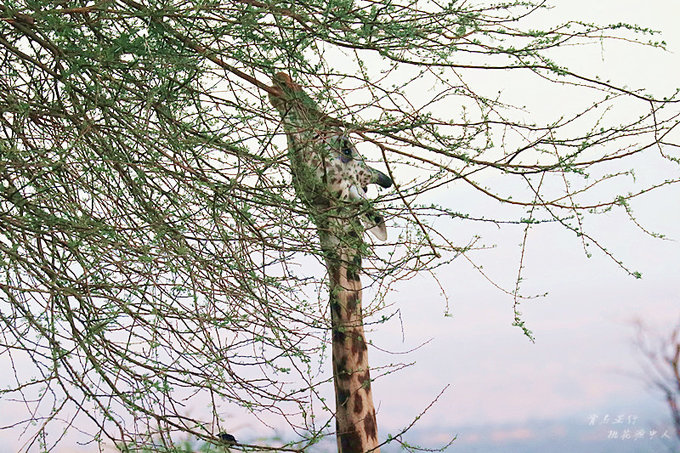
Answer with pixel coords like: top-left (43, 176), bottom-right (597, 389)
top-left (336, 356), bottom-right (351, 381)
top-left (333, 328), bottom-right (346, 343)
top-left (346, 292), bottom-right (359, 312)
top-left (337, 386), bottom-right (351, 407)
top-left (344, 254), bottom-right (362, 282)
top-left (364, 411), bottom-right (378, 440)
top-left (330, 298), bottom-right (342, 317)
top-left (351, 334), bottom-right (367, 361)
top-left (353, 394), bottom-right (364, 414)
top-left (340, 431), bottom-right (362, 452)
top-left (357, 371), bottom-right (371, 391)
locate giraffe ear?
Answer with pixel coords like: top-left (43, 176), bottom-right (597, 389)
top-left (349, 186), bottom-right (388, 241)
top-left (367, 223), bottom-right (387, 241)
top-left (365, 211), bottom-right (387, 241)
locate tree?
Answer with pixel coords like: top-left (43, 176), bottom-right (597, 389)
top-left (635, 318), bottom-right (680, 448)
top-left (1, 0), bottom-right (678, 451)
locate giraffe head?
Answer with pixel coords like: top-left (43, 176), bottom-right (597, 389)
top-left (314, 133), bottom-right (392, 240)
top-left (269, 73), bottom-right (393, 241)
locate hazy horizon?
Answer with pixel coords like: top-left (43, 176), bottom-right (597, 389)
top-left (1, 1), bottom-right (679, 452)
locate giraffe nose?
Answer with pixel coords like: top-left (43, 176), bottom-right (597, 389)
top-left (372, 169), bottom-right (393, 188)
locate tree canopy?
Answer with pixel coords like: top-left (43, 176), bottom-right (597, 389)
top-left (1, 0), bottom-right (678, 451)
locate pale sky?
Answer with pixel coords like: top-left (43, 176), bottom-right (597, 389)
top-left (363, 0), bottom-right (680, 449)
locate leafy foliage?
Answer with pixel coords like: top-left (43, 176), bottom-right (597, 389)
top-left (0, 0), bottom-right (678, 451)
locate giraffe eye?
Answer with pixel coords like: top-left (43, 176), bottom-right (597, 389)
top-left (338, 137), bottom-right (353, 157)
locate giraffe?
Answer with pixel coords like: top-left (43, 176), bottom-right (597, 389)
top-left (269, 73), bottom-right (392, 453)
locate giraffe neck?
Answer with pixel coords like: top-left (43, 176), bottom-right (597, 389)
top-left (327, 246), bottom-right (380, 453)
top-left (269, 73), bottom-right (381, 452)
